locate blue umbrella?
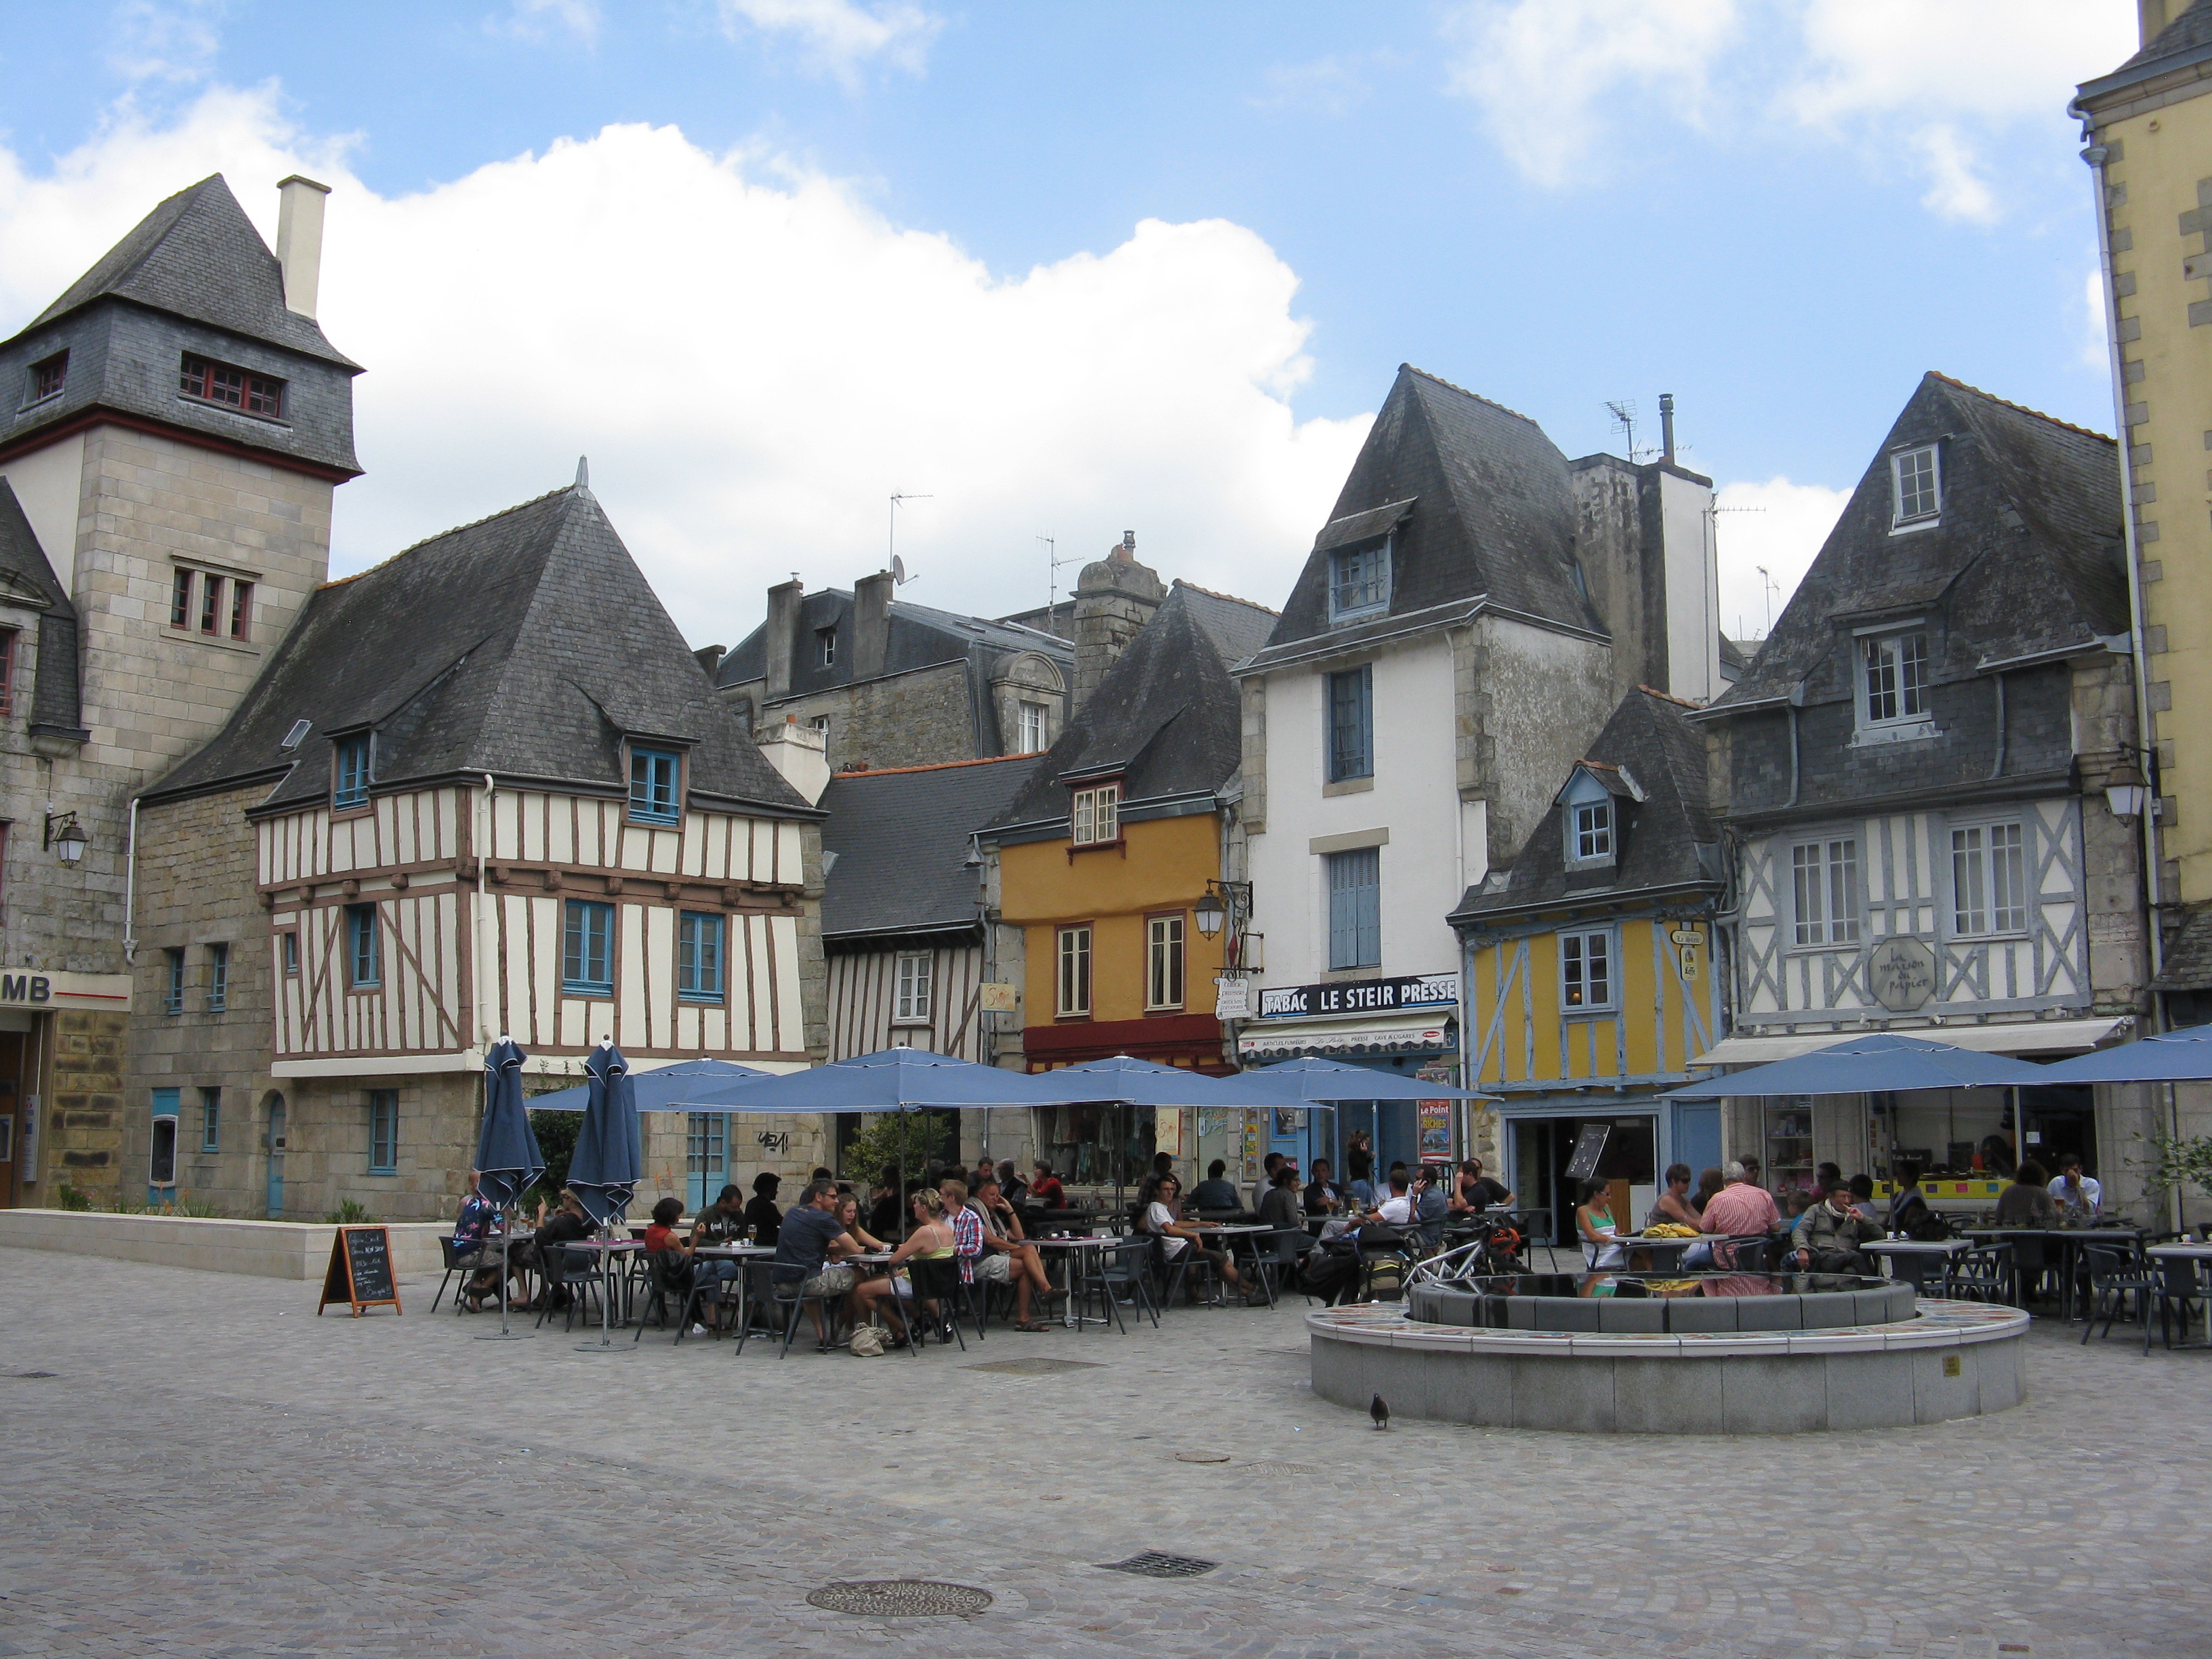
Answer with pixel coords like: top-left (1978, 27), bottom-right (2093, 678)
top-left (1025, 1054), bottom-right (1288, 1107)
top-left (1660, 1032), bottom-right (2047, 1098)
top-left (668, 1046), bottom-right (1046, 1111)
top-left (2030, 1022), bottom-right (2212, 1084)
top-left (471, 1037), bottom-right (544, 1338)
top-left (524, 1056), bottom-right (767, 1113)
top-left (1208, 1055), bottom-right (1495, 1102)
top-left (567, 1042), bottom-right (644, 1225)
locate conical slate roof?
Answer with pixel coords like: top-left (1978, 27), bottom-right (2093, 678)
top-left (20, 174), bottom-right (357, 368)
top-left (0, 480), bottom-right (85, 741)
top-left (146, 484), bottom-right (812, 818)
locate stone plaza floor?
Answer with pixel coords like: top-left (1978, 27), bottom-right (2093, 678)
top-left (0, 1246), bottom-right (2206, 1659)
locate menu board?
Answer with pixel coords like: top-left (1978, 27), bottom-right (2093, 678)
top-left (317, 1226), bottom-right (403, 1318)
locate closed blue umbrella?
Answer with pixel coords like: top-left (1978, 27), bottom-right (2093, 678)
top-left (1660, 1032), bottom-right (2047, 1098)
top-left (2030, 1022), bottom-right (2212, 1084)
top-left (471, 1036), bottom-right (543, 1338)
top-left (567, 1042), bottom-right (643, 1225)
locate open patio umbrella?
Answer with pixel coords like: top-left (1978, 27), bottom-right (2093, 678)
top-left (1659, 1032), bottom-right (2049, 1098)
top-left (470, 1036), bottom-right (543, 1339)
top-left (566, 1041), bottom-right (642, 1352)
top-left (520, 1056), bottom-right (767, 1113)
top-left (1210, 1058), bottom-right (1495, 1197)
top-left (2029, 1022), bottom-right (2212, 1084)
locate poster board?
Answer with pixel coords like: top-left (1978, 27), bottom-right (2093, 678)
top-left (1416, 1100), bottom-right (1454, 1161)
top-left (1563, 1123), bottom-right (1611, 1183)
top-left (317, 1225), bottom-right (403, 1318)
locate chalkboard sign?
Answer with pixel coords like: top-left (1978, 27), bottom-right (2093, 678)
top-left (1563, 1124), bottom-right (1611, 1183)
top-left (318, 1226), bottom-right (403, 1318)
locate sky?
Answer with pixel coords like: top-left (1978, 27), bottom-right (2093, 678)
top-left (0, 0), bottom-right (2144, 651)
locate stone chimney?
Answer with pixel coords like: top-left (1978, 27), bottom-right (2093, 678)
top-left (693, 643), bottom-right (725, 679)
top-left (853, 569), bottom-right (894, 680)
top-left (275, 176), bottom-right (330, 320)
top-left (2141, 0), bottom-right (2172, 47)
top-left (1071, 531), bottom-right (1164, 712)
top-left (764, 578), bottom-right (802, 701)
top-left (756, 715), bottom-right (830, 805)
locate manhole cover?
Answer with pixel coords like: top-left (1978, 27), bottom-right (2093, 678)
top-left (1173, 1450), bottom-right (1230, 1463)
top-left (12, 1371), bottom-right (56, 1380)
top-left (962, 1356), bottom-right (1103, 1376)
top-left (806, 1580), bottom-right (993, 1618)
top-left (1235, 1460), bottom-right (1317, 1476)
top-left (1099, 1552), bottom-right (1218, 1579)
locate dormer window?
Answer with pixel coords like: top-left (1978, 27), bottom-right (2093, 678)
top-left (179, 353), bottom-right (284, 419)
top-left (1328, 541), bottom-right (1390, 623)
top-left (333, 735), bottom-right (371, 809)
top-left (1891, 444), bottom-right (1940, 529)
top-left (1572, 799), bottom-right (1613, 863)
top-left (27, 350), bottom-right (67, 404)
top-left (1860, 630), bottom-right (1930, 732)
top-left (1071, 781), bottom-right (1120, 846)
top-left (817, 626), bottom-right (838, 667)
top-left (629, 745), bottom-right (681, 824)
top-left (1560, 769), bottom-right (1620, 869)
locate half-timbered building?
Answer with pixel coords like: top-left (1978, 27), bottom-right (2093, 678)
top-left (124, 478), bottom-right (826, 1221)
top-left (1694, 373), bottom-right (2156, 1212)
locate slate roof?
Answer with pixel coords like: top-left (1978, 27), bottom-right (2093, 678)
top-left (1708, 373), bottom-right (2125, 712)
top-left (819, 754), bottom-right (1046, 939)
top-left (717, 590), bottom-right (1071, 695)
top-left (1452, 687), bottom-right (1719, 923)
top-left (0, 481), bottom-right (85, 741)
top-left (2097, 0), bottom-right (2212, 83)
top-left (146, 484), bottom-right (813, 818)
top-left (985, 583), bottom-right (1243, 837)
top-left (2154, 904), bottom-right (2212, 991)
top-left (1248, 365), bottom-right (1600, 664)
top-left (1172, 580), bottom-right (1277, 665)
top-left (15, 175), bottom-right (358, 369)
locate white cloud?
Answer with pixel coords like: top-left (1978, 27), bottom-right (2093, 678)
top-left (493, 0), bottom-right (602, 47)
top-left (109, 0), bottom-right (224, 85)
top-left (1912, 125), bottom-right (1999, 225)
top-left (1441, 0), bottom-right (1742, 188)
top-left (1254, 56), bottom-right (1376, 119)
top-left (1786, 0), bottom-right (2129, 127)
top-left (1711, 476), bottom-right (1851, 644)
top-left (0, 87), bottom-right (1366, 648)
top-left (716, 0), bottom-right (942, 83)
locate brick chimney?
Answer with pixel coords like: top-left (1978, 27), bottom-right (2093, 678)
top-left (764, 578), bottom-right (802, 701)
top-left (1072, 531), bottom-right (1164, 712)
top-left (853, 569), bottom-right (894, 680)
top-left (275, 176), bottom-right (329, 319)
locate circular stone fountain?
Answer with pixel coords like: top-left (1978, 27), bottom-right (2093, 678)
top-left (1307, 1269), bottom-right (2027, 1434)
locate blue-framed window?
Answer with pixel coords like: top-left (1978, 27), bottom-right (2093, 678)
top-left (1560, 926), bottom-right (1614, 1012)
top-left (369, 1089), bottom-right (398, 1174)
top-left (162, 948), bottom-right (185, 1015)
top-left (333, 735), bottom-right (370, 808)
top-left (346, 904), bottom-right (380, 988)
top-left (686, 1112), bottom-right (728, 1211)
top-left (629, 746), bottom-right (680, 823)
top-left (563, 899), bottom-right (615, 996)
top-left (1328, 541), bottom-right (1390, 622)
top-left (205, 942), bottom-right (229, 1010)
top-left (1327, 664), bottom-right (1373, 782)
top-left (1326, 846), bottom-right (1381, 970)
top-left (678, 910), bottom-right (725, 1002)
top-left (199, 1086), bottom-right (221, 1153)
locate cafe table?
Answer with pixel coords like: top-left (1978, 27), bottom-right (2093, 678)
top-left (1613, 1235), bottom-right (1700, 1273)
top-left (1967, 1227), bottom-right (2149, 1319)
top-left (1029, 1233), bottom-right (1121, 1329)
top-left (2147, 1242), bottom-right (2212, 1349)
top-left (566, 1237), bottom-right (645, 1323)
top-left (1862, 1237), bottom-right (1973, 1292)
top-left (693, 1244), bottom-right (775, 1336)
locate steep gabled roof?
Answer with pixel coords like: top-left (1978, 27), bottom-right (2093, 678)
top-left (1708, 373), bottom-right (2124, 712)
top-left (1172, 579), bottom-right (1277, 664)
top-left (716, 589), bottom-right (1071, 694)
top-left (0, 481), bottom-right (85, 741)
top-left (819, 754), bottom-right (1046, 939)
top-left (16, 175), bottom-right (358, 369)
top-left (1255, 365), bottom-right (1599, 657)
top-left (147, 485), bottom-right (811, 817)
top-left (1452, 687), bottom-right (1717, 921)
top-left (986, 583), bottom-right (1242, 834)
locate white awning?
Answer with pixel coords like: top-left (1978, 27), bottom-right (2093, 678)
top-left (1237, 1012), bottom-right (1454, 1061)
top-left (1691, 1017), bottom-right (2129, 1069)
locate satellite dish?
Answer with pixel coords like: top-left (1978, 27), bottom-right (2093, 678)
top-left (893, 554), bottom-right (916, 586)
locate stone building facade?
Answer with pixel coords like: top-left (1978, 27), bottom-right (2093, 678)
top-left (0, 173), bottom-right (357, 1205)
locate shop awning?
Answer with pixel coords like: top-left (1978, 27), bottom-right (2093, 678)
top-left (1689, 1017), bottom-right (2128, 1069)
top-left (1236, 1012), bottom-right (1454, 1061)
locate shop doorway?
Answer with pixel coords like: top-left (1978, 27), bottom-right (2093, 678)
top-left (2020, 1084), bottom-right (2097, 1176)
top-left (1509, 1113), bottom-right (1658, 1246)
top-left (0, 1032), bottom-right (22, 1206)
top-left (263, 1094), bottom-right (287, 1219)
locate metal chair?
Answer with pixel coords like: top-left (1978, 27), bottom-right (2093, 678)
top-left (432, 1237), bottom-right (472, 1313)
top-left (1085, 1236), bottom-right (1158, 1332)
top-left (2081, 1244), bottom-right (2160, 1353)
top-left (1248, 1226), bottom-right (1313, 1309)
top-left (904, 1256), bottom-right (968, 1351)
top-left (1943, 1242), bottom-right (2014, 1305)
top-left (536, 1245), bottom-right (604, 1332)
top-left (1719, 1234), bottom-right (1776, 1273)
top-left (742, 1267), bottom-right (848, 1358)
top-left (2156, 1254), bottom-right (2208, 1349)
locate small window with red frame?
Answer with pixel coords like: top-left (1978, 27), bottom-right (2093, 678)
top-left (28, 350), bottom-right (67, 403)
top-left (178, 353), bottom-right (284, 418)
top-left (228, 580), bottom-right (252, 640)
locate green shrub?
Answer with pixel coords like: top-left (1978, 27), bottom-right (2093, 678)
top-left (56, 1183), bottom-right (94, 1212)
top-left (324, 1197), bottom-right (378, 1225)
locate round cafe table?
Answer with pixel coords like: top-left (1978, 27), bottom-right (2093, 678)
top-left (1863, 1237), bottom-right (1972, 1292)
top-left (1029, 1234), bottom-right (1121, 1329)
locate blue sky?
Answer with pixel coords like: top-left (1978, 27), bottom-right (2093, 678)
top-left (0, 1), bottom-right (2144, 645)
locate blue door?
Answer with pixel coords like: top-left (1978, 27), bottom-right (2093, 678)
top-left (687, 1112), bottom-right (729, 1211)
top-left (264, 1096), bottom-right (285, 1219)
top-left (1671, 1101), bottom-right (1721, 1181)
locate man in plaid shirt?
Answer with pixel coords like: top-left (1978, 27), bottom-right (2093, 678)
top-left (943, 1179), bottom-right (986, 1284)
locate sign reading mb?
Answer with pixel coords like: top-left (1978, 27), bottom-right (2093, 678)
top-left (0, 975), bottom-right (52, 1004)
top-left (1257, 972), bottom-right (1459, 1022)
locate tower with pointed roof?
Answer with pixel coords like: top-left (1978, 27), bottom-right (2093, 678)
top-left (0, 173), bottom-right (359, 1205)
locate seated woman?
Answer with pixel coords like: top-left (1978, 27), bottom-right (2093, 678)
top-left (1994, 1160), bottom-right (2059, 1226)
top-left (1645, 1163), bottom-right (1702, 1231)
top-left (1258, 1163), bottom-right (1305, 1231)
top-left (1575, 1178), bottom-right (1624, 1269)
top-left (453, 1170), bottom-right (518, 1313)
top-left (852, 1189), bottom-right (958, 1343)
top-left (1029, 1162), bottom-right (1067, 1210)
top-left (520, 1190), bottom-right (594, 1310)
top-left (1145, 1174), bottom-right (1246, 1300)
top-left (835, 1193), bottom-right (888, 1253)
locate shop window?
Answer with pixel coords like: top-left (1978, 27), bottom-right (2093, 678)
top-left (678, 911), bottom-right (724, 1002)
top-left (1328, 664), bottom-right (1373, 781)
top-left (894, 950), bottom-right (934, 1024)
top-left (628, 746), bottom-right (680, 824)
top-left (1326, 846), bottom-right (1381, 970)
top-left (199, 1086), bottom-right (222, 1153)
top-left (1560, 927), bottom-right (1614, 1012)
top-left (1790, 838), bottom-right (1860, 947)
top-left (1146, 913), bottom-right (1186, 1011)
top-left (368, 1089), bottom-right (398, 1174)
top-left (562, 899), bottom-right (613, 996)
top-left (1071, 782), bottom-right (1119, 846)
top-left (346, 904), bottom-right (380, 988)
top-left (1056, 924), bottom-right (1092, 1017)
top-left (1951, 822), bottom-right (2027, 935)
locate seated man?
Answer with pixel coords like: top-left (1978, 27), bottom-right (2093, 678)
top-left (523, 1190), bottom-right (594, 1309)
top-left (996, 1160), bottom-right (1029, 1207)
top-left (1450, 1158), bottom-right (1511, 1214)
top-left (1302, 1159), bottom-right (1345, 1216)
top-left (769, 1179), bottom-right (861, 1344)
top-left (1791, 1182), bottom-right (1881, 1273)
top-left (1145, 1174), bottom-right (1247, 1300)
top-left (452, 1170), bottom-right (515, 1311)
top-left (1411, 1166), bottom-right (1450, 1248)
top-left (1190, 1159), bottom-right (1242, 1212)
top-left (968, 1176), bottom-right (1057, 1331)
top-left (690, 1183), bottom-right (747, 1244)
top-left (1697, 1162), bottom-right (1780, 1269)
top-left (2049, 1154), bottom-right (2102, 1220)
top-left (1371, 1172), bottom-right (1416, 1226)
top-left (742, 1172), bottom-right (784, 1246)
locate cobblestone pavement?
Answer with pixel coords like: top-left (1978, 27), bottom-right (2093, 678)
top-left (1, 1248), bottom-right (2206, 1658)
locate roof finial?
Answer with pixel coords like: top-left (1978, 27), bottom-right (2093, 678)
top-left (575, 455), bottom-right (590, 491)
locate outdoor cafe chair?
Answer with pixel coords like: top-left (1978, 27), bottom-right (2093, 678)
top-left (1082, 1235), bottom-right (1158, 1332)
top-left (1249, 1225), bottom-right (1313, 1309)
top-left (1942, 1242), bottom-right (2013, 1305)
top-left (905, 1256), bottom-right (968, 1352)
top-left (2156, 1253), bottom-right (2208, 1349)
top-left (1717, 1234), bottom-right (1776, 1273)
top-left (738, 1268), bottom-right (848, 1358)
top-left (432, 1237), bottom-right (472, 1315)
top-left (2081, 1245), bottom-right (2161, 1354)
top-left (537, 1245), bottom-right (605, 1333)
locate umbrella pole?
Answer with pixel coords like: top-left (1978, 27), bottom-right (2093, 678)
top-left (574, 1214), bottom-right (634, 1355)
top-left (473, 1196), bottom-right (535, 1341)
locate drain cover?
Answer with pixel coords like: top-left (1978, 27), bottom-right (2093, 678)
top-left (1235, 1460), bottom-right (1317, 1476)
top-left (12, 1371), bottom-right (56, 1380)
top-left (1099, 1552), bottom-right (1219, 1579)
top-left (1172, 1450), bottom-right (1230, 1463)
top-left (806, 1580), bottom-right (993, 1618)
top-left (963, 1356), bottom-right (1103, 1376)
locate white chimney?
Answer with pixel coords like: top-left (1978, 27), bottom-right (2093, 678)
top-left (274, 176), bottom-right (331, 319)
top-left (757, 716), bottom-right (832, 806)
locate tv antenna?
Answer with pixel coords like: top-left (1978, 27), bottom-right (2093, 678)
top-left (1604, 399), bottom-right (1641, 462)
top-left (1755, 564), bottom-right (1780, 635)
top-left (888, 493), bottom-right (930, 584)
top-left (1042, 534), bottom-right (1079, 620)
